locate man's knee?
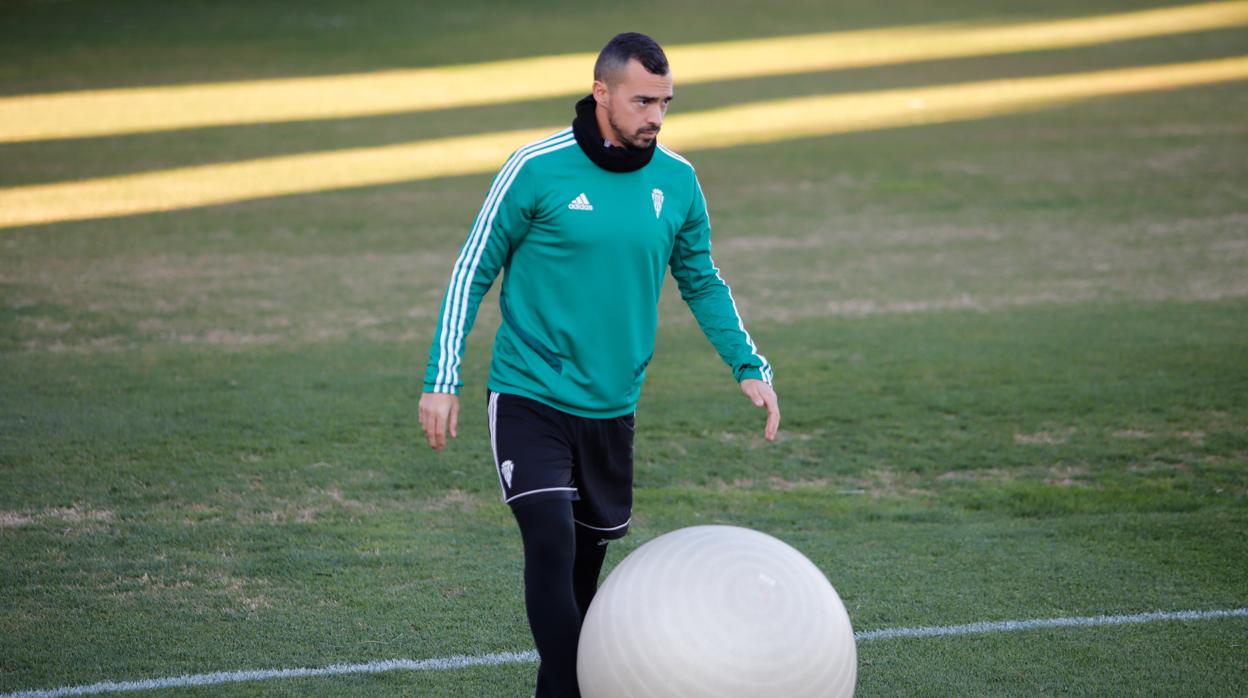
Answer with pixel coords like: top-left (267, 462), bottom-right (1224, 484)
top-left (514, 499), bottom-right (577, 568)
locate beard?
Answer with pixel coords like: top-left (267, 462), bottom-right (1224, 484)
top-left (607, 109), bottom-right (659, 150)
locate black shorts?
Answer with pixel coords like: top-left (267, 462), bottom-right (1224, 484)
top-left (487, 391), bottom-right (634, 539)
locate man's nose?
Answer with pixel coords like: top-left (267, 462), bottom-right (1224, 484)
top-left (647, 105), bottom-right (663, 127)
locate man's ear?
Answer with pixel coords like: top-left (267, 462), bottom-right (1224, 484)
top-left (592, 80), bottom-right (610, 108)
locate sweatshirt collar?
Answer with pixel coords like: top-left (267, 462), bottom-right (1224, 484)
top-left (572, 94), bottom-right (656, 173)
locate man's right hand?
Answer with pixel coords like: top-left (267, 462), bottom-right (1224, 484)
top-left (419, 392), bottom-right (460, 450)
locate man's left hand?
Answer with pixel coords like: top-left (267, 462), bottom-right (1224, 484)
top-left (740, 378), bottom-right (780, 441)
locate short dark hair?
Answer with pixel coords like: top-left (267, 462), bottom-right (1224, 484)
top-left (594, 32), bottom-right (669, 84)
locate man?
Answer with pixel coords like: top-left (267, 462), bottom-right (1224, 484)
top-left (419, 32), bottom-right (779, 697)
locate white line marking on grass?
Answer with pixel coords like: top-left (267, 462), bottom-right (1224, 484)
top-left (0, 653), bottom-right (539, 698)
top-left (5, 608), bottom-right (1245, 697)
top-left (854, 606), bottom-right (1248, 641)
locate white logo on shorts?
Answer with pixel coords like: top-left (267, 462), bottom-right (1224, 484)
top-left (500, 460), bottom-right (515, 488)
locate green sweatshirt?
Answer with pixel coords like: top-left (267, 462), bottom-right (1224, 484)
top-left (423, 127), bottom-right (771, 418)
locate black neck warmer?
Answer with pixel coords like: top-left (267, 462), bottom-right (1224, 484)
top-left (572, 94), bottom-right (656, 173)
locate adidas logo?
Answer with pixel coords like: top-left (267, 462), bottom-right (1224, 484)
top-left (568, 193), bottom-right (593, 211)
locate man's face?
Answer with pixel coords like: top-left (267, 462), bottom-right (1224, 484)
top-left (595, 58), bottom-right (674, 150)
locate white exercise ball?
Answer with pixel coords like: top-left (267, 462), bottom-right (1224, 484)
top-left (577, 525), bottom-right (856, 698)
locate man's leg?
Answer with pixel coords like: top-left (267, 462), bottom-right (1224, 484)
top-left (513, 498), bottom-right (583, 698)
top-left (569, 409), bottom-right (634, 618)
top-left (573, 527), bottom-right (609, 619)
top-left (489, 391), bottom-right (583, 696)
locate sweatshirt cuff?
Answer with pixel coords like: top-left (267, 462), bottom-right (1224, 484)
top-left (422, 383), bottom-right (461, 395)
top-left (734, 365), bottom-right (769, 384)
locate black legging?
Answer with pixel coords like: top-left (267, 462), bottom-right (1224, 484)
top-left (513, 498), bottom-right (610, 698)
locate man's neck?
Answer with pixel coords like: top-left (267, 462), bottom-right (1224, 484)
top-left (595, 105), bottom-right (622, 148)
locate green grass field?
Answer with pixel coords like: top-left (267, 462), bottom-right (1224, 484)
top-left (2, 1), bottom-right (1246, 695)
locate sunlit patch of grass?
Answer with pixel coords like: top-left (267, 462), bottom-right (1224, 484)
top-left (3, 56), bottom-right (1247, 229)
top-left (3, 1), bottom-right (1245, 142)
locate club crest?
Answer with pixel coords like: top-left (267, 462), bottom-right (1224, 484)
top-left (652, 188), bottom-right (664, 218)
